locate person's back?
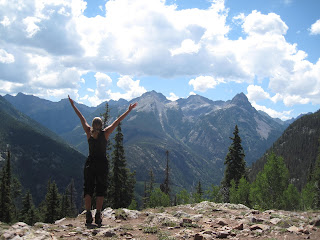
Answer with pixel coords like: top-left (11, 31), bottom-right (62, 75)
top-left (88, 130), bottom-right (107, 161)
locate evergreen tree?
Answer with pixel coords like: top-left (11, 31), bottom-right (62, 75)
top-left (20, 191), bottom-right (39, 225)
top-left (110, 122), bottom-right (135, 209)
top-left (143, 180), bottom-right (147, 209)
top-left (101, 103), bottom-right (111, 205)
top-left (0, 150), bottom-right (13, 223)
top-left (160, 150), bottom-right (170, 196)
top-left (250, 152), bottom-right (289, 210)
top-left (223, 125), bottom-right (246, 189)
top-left (143, 169), bottom-right (154, 208)
top-left (44, 180), bottom-right (61, 223)
top-left (60, 179), bottom-right (77, 218)
top-left (193, 180), bottom-right (204, 203)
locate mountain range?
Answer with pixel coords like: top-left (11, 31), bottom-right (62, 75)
top-left (0, 95), bottom-right (85, 205)
top-left (4, 91), bottom-right (288, 192)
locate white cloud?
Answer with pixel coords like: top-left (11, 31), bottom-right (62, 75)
top-left (94, 72), bottom-right (112, 99)
top-left (0, 0), bottom-right (318, 110)
top-left (189, 76), bottom-right (224, 92)
top-left (0, 49), bottom-right (15, 63)
top-left (167, 92), bottom-right (179, 101)
top-left (87, 88), bottom-right (94, 92)
top-left (1, 16), bottom-right (11, 26)
top-left (109, 75), bottom-right (147, 101)
top-left (88, 75), bottom-right (146, 105)
top-left (23, 16), bottom-right (41, 38)
top-left (310, 19), bottom-right (320, 35)
top-left (247, 85), bottom-right (270, 102)
top-left (242, 10), bottom-right (288, 36)
top-left (251, 101), bottom-right (292, 121)
top-left (170, 39), bottom-right (200, 56)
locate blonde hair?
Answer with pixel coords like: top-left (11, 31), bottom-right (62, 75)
top-left (91, 117), bottom-right (103, 136)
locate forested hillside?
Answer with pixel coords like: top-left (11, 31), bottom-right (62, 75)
top-left (0, 96), bottom-right (85, 205)
top-left (250, 109), bottom-right (320, 189)
top-left (5, 91), bottom-right (288, 190)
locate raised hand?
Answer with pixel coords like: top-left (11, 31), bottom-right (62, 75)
top-left (68, 95), bottom-right (74, 105)
top-left (128, 102), bottom-right (138, 111)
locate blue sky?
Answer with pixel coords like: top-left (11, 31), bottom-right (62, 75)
top-left (0, 0), bottom-right (319, 120)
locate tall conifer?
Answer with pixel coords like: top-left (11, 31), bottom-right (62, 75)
top-left (110, 122), bottom-right (135, 209)
top-left (0, 150), bottom-right (13, 223)
top-left (223, 125), bottom-right (246, 188)
top-left (44, 180), bottom-right (61, 223)
top-left (160, 150), bottom-right (170, 195)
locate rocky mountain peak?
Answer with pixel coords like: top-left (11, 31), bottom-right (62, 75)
top-left (230, 92), bottom-right (253, 109)
top-left (140, 90), bottom-right (168, 102)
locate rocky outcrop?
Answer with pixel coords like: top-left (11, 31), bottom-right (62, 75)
top-left (1, 201), bottom-right (319, 239)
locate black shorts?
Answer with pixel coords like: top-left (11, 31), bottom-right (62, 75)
top-left (83, 158), bottom-right (108, 197)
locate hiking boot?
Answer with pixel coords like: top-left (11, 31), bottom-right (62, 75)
top-left (95, 210), bottom-right (102, 225)
top-left (86, 211), bottom-right (93, 225)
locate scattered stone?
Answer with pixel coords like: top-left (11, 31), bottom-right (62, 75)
top-left (217, 219), bottom-right (228, 226)
top-left (251, 210), bottom-right (260, 214)
top-left (269, 218), bottom-right (281, 225)
top-left (216, 231), bottom-right (230, 238)
top-left (183, 218), bottom-right (192, 224)
top-left (310, 217), bottom-right (320, 227)
top-left (249, 224), bottom-right (270, 231)
top-left (54, 218), bottom-right (66, 224)
top-left (250, 216), bottom-right (264, 223)
top-left (287, 226), bottom-right (302, 234)
top-left (233, 223), bottom-right (243, 230)
top-left (194, 233), bottom-right (204, 240)
top-left (202, 230), bottom-right (213, 234)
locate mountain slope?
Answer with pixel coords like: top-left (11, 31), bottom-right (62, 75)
top-left (0, 96), bottom-right (85, 205)
top-left (4, 91), bottom-right (288, 190)
top-left (250, 109), bottom-right (320, 189)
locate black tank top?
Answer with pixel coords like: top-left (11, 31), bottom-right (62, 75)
top-left (88, 130), bottom-right (107, 161)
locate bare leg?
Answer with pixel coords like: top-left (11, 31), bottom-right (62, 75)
top-left (96, 196), bottom-right (104, 211)
top-left (84, 194), bottom-right (92, 211)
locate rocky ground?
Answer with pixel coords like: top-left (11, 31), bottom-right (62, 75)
top-left (1, 201), bottom-right (320, 239)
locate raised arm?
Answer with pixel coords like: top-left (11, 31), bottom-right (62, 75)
top-left (104, 102), bottom-right (137, 139)
top-left (68, 95), bottom-right (91, 138)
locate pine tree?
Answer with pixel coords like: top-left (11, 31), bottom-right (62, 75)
top-left (193, 180), bottom-right (204, 203)
top-left (160, 150), bottom-right (170, 196)
top-left (20, 191), bottom-right (39, 225)
top-left (143, 169), bottom-right (154, 208)
top-left (44, 180), bottom-right (61, 223)
top-left (110, 122), bottom-right (135, 209)
top-left (143, 180), bottom-right (147, 209)
top-left (0, 150), bottom-right (13, 223)
top-left (223, 125), bottom-right (246, 189)
top-left (60, 179), bottom-right (77, 218)
top-left (101, 103), bottom-right (111, 205)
